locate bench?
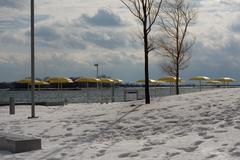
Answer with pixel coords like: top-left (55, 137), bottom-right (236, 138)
top-left (0, 133), bottom-right (41, 153)
top-left (38, 101), bottom-right (65, 106)
top-left (124, 90), bottom-right (139, 101)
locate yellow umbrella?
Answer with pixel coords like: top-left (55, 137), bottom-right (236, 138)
top-left (46, 76), bottom-right (73, 84)
top-left (36, 81), bottom-right (49, 90)
top-left (75, 77), bottom-right (100, 83)
top-left (47, 76), bottom-right (73, 102)
top-left (16, 79), bottom-right (41, 84)
top-left (111, 78), bottom-right (123, 102)
top-left (137, 79), bottom-right (164, 97)
top-left (159, 76), bottom-right (182, 95)
top-left (207, 80), bottom-right (222, 85)
top-left (190, 76), bottom-right (211, 91)
top-left (16, 78), bottom-right (42, 90)
top-left (16, 79), bottom-right (49, 87)
top-left (136, 79), bottom-right (158, 84)
top-left (216, 77), bottom-right (236, 83)
top-left (98, 78), bottom-right (114, 103)
top-left (112, 78), bottom-right (123, 84)
top-left (159, 76), bottom-right (182, 83)
top-left (190, 76), bottom-right (210, 81)
top-left (99, 78), bottom-right (114, 83)
top-left (75, 77), bottom-right (100, 103)
top-left (35, 81), bottom-right (49, 85)
top-left (216, 77), bottom-right (236, 87)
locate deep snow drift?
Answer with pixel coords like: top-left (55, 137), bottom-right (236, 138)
top-left (1, 88), bottom-right (240, 160)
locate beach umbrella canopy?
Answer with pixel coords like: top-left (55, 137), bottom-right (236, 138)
top-left (207, 80), bottom-right (222, 84)
top-left (159, 76), bottom-right (181, 83)
top-left (190, 76), bottom-right (211, 91)
top-left (158, 76), bottom-right (182, 95)
top-left (112, 79), bottom-right (123, 84)
top-left (136, 79), bottom-right (159, 84)
top-left (35, 81), bottom-right (49, 85)
top-left (99, 78), bottom-right (114, 83)
top-left (216, 77), bottom-right (236, 83)
top-left (190, 76), bottom-right (210, 81)
top-left (75, 77), bottom-right (100, 83)
top-left (16, 78), bottom-right (41, 84)
top-left (155, 80), bottom-right (166, 84)
top-left (46, 77), bottom-right (73, 84)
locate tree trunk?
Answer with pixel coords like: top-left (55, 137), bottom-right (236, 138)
top-left (144, 25), bottom-right (150, 104)
top-left (176, 62), bottom-right (180, 95)
top-left (145, 50), bottom-right (150, 104)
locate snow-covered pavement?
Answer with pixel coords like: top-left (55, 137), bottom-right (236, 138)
top-left (1, 88), bottom-right (240, 160)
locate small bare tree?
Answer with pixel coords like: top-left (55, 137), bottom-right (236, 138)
top-left (121, 0), bottom-right (163, 104)
top-left (158, 0), bottom-right (197, 94)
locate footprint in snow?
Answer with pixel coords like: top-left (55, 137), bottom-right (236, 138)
top-left (166, 151), bottom-right (180, 157)
top-left (174, 131), bottom-right (188, 137)
top-left (144, 139), bottom-right (165, 146)
top-left (206, 154), bottom-right (218, 159)
top-left (203, 135), bottom-right (215, 139)
top-left (234, 126), bottom-right (240, 130)
top-left (66, 128), bottom-right (73, 131)
top-left (137, 147), bottom-right (153, 152)
top-left (193, 140), bottom-right (204, 146)
top-left (96, 149), bottom-right (106, 157)
top-left (118, 152), bottom-right (139, 158)
top-left (177, 146), bottom-right (198, 152)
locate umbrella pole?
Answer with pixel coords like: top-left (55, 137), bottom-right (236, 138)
top-left (170, 82), bottom-right (172, 95)
top-left (111, 83), bottom-right (115, 102)
top-left (27, 84), bottom-right (29, 103)
top-left (155, 84), bottom-right (157, 97)
top-left (58, 83), bottom-right (60, 103)
top-left (199, 80), bottom-right (202, 91)
top-left (87, 82), bottom-right (89, 103)
top-left (61, 83), bottom-right (63, 103)
top-left (101, 83), bottom-right (103, 103)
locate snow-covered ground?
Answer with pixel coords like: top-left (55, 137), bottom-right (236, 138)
top-left (1, 88), bottom-right (240, 160)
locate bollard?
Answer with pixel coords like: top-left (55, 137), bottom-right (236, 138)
top-left (64, 98), bottom-right (68, 105)
top-left (111, 85), bottom-right (115, 102)
top-left (9, 97), bottom-right (15, 115)
top-left (123, 91), bottom-right (127, 102)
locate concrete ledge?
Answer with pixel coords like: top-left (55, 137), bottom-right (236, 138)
top-left (38, 101), bottom-right (65, 106)
top-left (0, 133), bottom-right (41, 153)
top-left (0, 101), bottom-right (65, 106)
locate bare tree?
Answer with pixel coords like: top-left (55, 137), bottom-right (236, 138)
top-left (121, 0), bottom-right (163, 104)
top-left (158, 0), bottom-right (197, 94)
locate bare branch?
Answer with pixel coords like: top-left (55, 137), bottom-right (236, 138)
top-left (157, 0), bottom-right (197, 94)
top-left (120, 0), bottom-right (163, 104)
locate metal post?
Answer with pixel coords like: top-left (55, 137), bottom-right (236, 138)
top-left (94, 64), bottom-right (99, 78)
top-left (86, 82), bottom-right (89, 103)
top-left (199, 80), bottom-right (202, 91)
top-left (170, 82), bottom-right (172, 95)
top-left (9, 97), bottom-right (15, 115)
top-left (29, 0), bottom-right (37, 118)
top-left (154, 84), bottom-right (157, 97)
top-left (94, 64), bottom-right (99, 90)
top-left (123, 90), bottom-right (126, 102)
top-left (111, 83), bottom-right (115, 102)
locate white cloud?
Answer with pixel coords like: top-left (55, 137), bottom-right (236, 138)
top-left (0, 0), bottom-right (239, 82)
top-left (0, 0), bottom-right (28, 9)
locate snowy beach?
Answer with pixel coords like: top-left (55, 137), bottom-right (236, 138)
top-left (1, 88), bottom-right (240, 160)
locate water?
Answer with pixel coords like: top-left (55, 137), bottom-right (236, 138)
top-left (0, 86), bottom-right (215, 104)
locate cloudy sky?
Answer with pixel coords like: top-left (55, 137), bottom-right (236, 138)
top-left (0, 0), bottom-right (239, 83)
